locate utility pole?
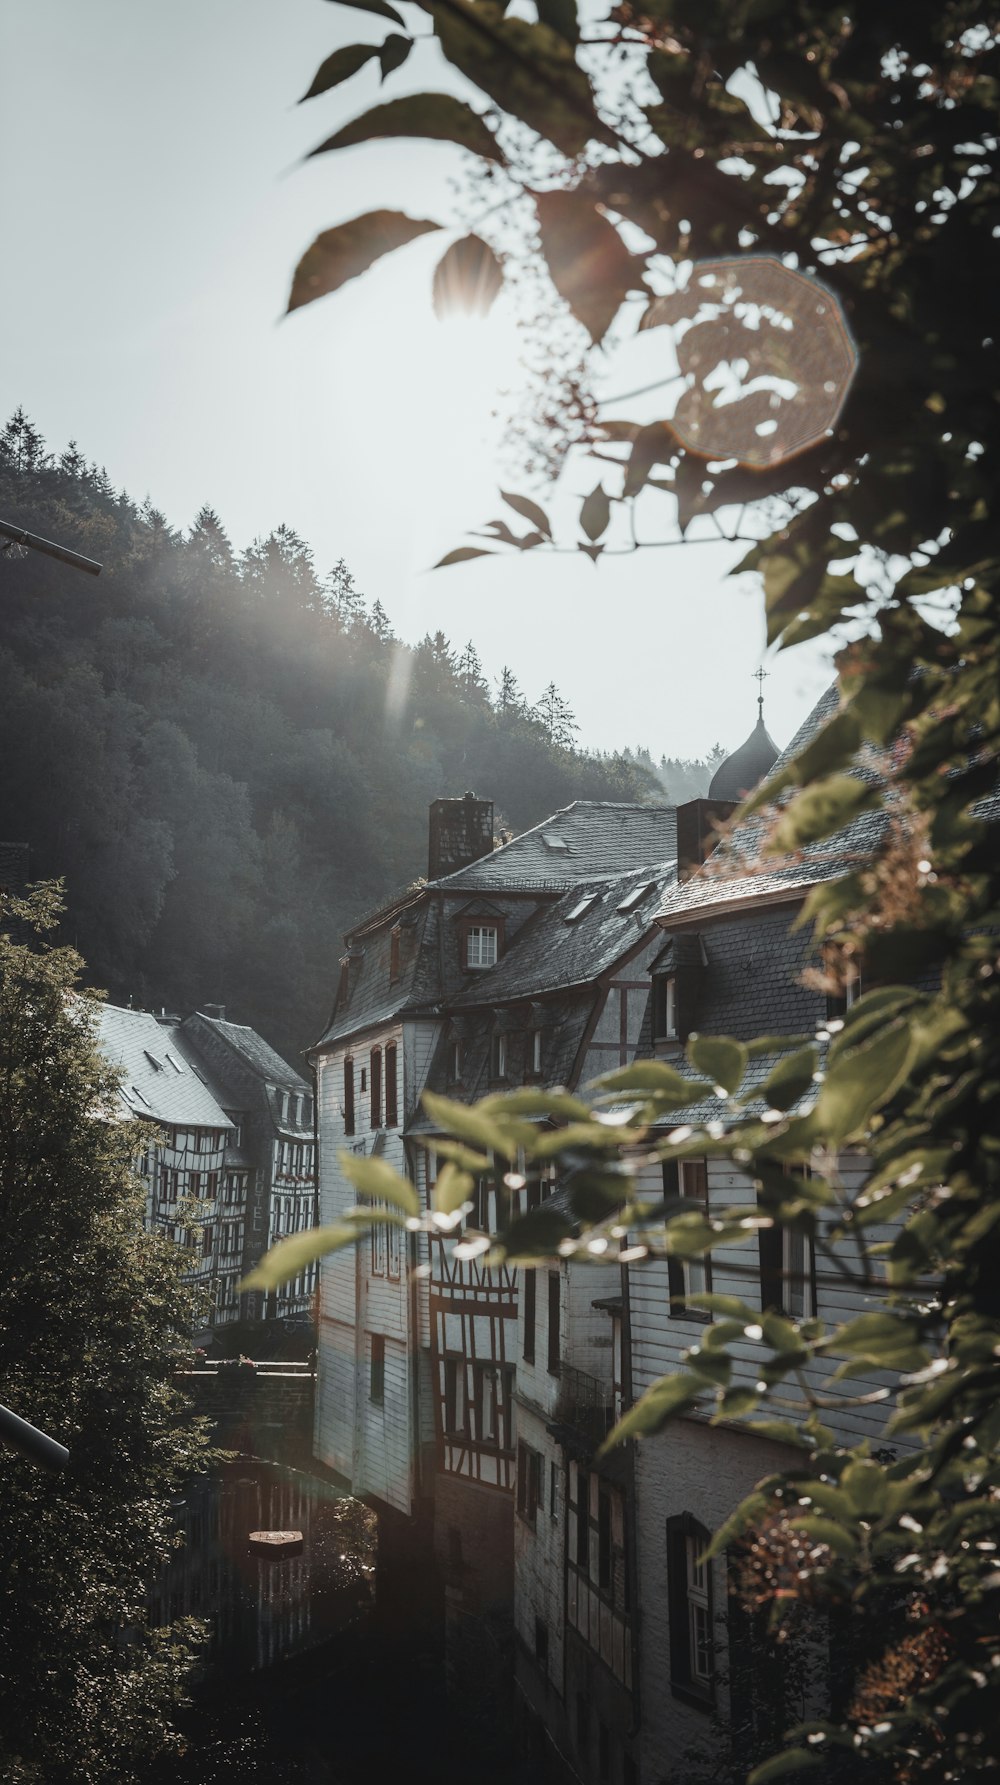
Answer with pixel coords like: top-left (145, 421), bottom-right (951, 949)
top-left (0, 517), bottom-right (101, 577)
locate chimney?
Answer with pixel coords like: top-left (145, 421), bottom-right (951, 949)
top-left (203, 1003), bottom-right (226, 1021)
top-left (428, 792), bottom-right (494, 880)
top-left (675, 798), bottom-right (735, 881)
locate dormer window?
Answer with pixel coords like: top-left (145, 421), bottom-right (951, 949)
top-left (447, 1038), bottom-right (463, 1084)
top-left (653, 974), bottom-right (677, 1042)
top-left (491, 1033), bottom-right (508, 1081)
top-left (467, 924), bottom-right (498, 969)
top-left (617, 881), bottom-right (655, 914)
top-left (565, 892), bottom-right (599, 923)
top-left (529, 1029), bottom-right (543, 1078)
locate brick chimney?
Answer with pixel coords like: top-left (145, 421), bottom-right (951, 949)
top-left (428, 793), bottom-right (494, 880)
top-left (675, 798), bottom-right (735, 881)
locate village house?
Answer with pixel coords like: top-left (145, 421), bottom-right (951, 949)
top-left (94, 1002), bottom-right (316, 1333)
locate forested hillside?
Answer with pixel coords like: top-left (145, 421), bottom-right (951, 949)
top-left (0, 410), bottom-right (696, 1059)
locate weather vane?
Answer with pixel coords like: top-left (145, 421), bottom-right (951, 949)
top-left (753, 665), bottom-right (768, 718)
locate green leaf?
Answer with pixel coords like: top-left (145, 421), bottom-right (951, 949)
top-left (433, 1161), bottom-right (474, 1217)
top-left (595, 1061), bottom-right (709, 1103)
top-left (340, 1150), bottom-right (420, 1216)
top-left (430, 0), bottom-right (608, 158)
top-left (829, 1311), bottom-right (927, 1373)
top-left (501, 490), bottom-right (552, 537)
top-left (379, 33), bottom-right (412, 78)
top-left (788, 1516), bottom-right (858, 1559)
top-left (432, 234), bottom-right (504, 319)
top-left (534, 190), bottom-right (635, 344)
top-left (287, 211), bottom-right (441, 313)
top-left (300, 43), bottom-right (379, 101)
top-left (747, 1749), bottom-right (823, 1783)
top-left (741, 707), bottom-right (861, 817)
top-left (495, 1202), bottom-right (574, 1258)
top-left (308, 94), bottom-right (504, 163)
top-left (598, 1372), bottom-right (706, 1451)
top-left (814, 1018), bottom-right (914, 1146)
top-left (840, 1459), bottom-right (888, 1516)
top-left (753, 1046), bottom-right (818, 1113)
top-left (241, 1223), bottom-right (359, 1291)
top-left (769, 774), bottom-right (882, 854)
top-left (422, 1089), bottom-right (532, 1157)
top-left (434, 545), bottom-right (496, 567)
top-left (479, 1086), bottom-right (590, 1120)
top-left (580, 483), bottom-right (611, 541)
top-left (687, 1034), bottom-right (747, 1095)
top-left (323, 0), bottom-right (405, 23)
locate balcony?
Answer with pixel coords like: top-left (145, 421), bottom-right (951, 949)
top-left (553, 1365), bottom-right (615, 1447)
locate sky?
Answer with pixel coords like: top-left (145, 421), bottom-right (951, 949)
top-left (0, 0), bottom-right (837, 763)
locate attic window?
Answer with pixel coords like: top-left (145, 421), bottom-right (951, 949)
top-left (617, 882), bottom-right (655, 914)
top-left (130, 1084), bottom-right (151, 1107)
top-left (164, 1051), bottom-right (184, 1073)
top-left (565, 892), bottom-right (599, 923)
top-left (467, 925), bottom-right (498, 969)
top-left (653, 974), bottom-right (677, 1042)
top-left (543, 833), bottom-right (569, 853)
top-left (143, 1050), bottom-right (164, 1072)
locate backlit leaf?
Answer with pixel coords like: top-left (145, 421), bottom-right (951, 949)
top-left (434, 546), bottom-right (496, 567)
top-left (814, 1019), bottom-right (913, 1146)
top-left (769, 774), bottom-right (881, 854)
top-left (598, 1371), bottom-right (705, 1451)
top-left (580, 483), bottom-right (611, 541)
top-left (501, 490), bottom-right (552, 536)
top-left (379, 33), bottom-right (412, 78)
top-left (308, 94), bottom-right (503, 162)
top-left (748, 1750), bottom-right (823, 1783)
top-left (287, 211), bottom-right (441, 313)
top-left (433, 1161), bottom-right (474, 1216)
top-left (535, 190), bottom-right (636, 344)
top-left (430, 0), bottom-right (608, 158)
top-left (323, 0), bottom-right (405, 23)
top-left (300, 43), bottom-right (379, 101)
top-left (432, 234), bottom-right (503, 318)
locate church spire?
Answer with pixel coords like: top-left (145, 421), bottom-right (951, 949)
top-left (753, 664), bottom-right (768, 721)
top-left (707, 675), bottom-right (780, 802)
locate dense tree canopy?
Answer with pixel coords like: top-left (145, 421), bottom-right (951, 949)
top-left (0, 411), bottom-right (700, 1059)
top-left (257, 4), bottom-right (1000, 1780)
top-left (0, 888), bottom-right (210, 1782)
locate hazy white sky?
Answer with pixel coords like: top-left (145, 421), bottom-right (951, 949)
top-left (0, 0), bottom-right (835, 761)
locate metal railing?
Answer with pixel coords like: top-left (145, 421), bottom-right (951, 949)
top-left (555, 1364), bottom-right (615, 1441)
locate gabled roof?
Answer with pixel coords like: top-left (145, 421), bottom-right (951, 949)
top-left (94, 1003), bottom-right (232, 1130)
top-left (431, 801), bottom-right (676, 890)
top-left (183, 1011), bottom-right (308, 1089)
top-left (449, 862), bottom-right (677, 1007)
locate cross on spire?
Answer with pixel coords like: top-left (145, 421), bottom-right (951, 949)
top-left (753, 665), bottom-right (768, 719)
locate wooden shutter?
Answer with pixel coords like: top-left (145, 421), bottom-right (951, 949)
top-left (370, 1048), bottom-right (382, 1128)
top-left (385, 1043), bottom-right (398, 1127)
top-left (547, 1271), bottom-right (561, 1375)
top-left (343, 1058), bottom-right (355, 1136)
top-left (523, 1268), bottom-right (536, 1364)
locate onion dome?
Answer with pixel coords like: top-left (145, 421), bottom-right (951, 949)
top-left (708, 690), bottom-right (780, 801)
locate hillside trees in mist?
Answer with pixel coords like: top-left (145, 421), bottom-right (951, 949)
top-left (0, 411), bottom-right (706, 1057)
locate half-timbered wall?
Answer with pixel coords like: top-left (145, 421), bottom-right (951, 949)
top-left (150, 1123), bottom-right (229, 1304)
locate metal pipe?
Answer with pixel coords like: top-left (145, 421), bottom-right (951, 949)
top-left (0, 1401), bottom-right (70, 1472)
top-left (0, 518), bottom-right (102, 577)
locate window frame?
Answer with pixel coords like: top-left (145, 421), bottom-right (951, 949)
top-left (522, 1267), bottom-right (536, 1365)
top-left (370, 1047), bottom-right (382, 1129)
top-left (466, 923), bottom-right (499, 969)
top-left (343, 1057), bottom-right (355, 1137)
top-left (384, 1042), bottom-right (398, 1128)
top-left (666, 1511), bottom-right (715, 1708)
top-left (652, 973), bottom-right (677, 1042)
top-left (664, 1158), bottom-right (712, 1320)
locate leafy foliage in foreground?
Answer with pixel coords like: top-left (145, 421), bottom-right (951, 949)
top-left (271, 3), bottom-right (1000, 1776)
top-left (0, 887), bottom-right (213, 1782)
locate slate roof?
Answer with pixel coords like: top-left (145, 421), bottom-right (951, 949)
top-left (186, 1012), bottom-right (308, 1090)
top-left (449, 862), bottom-right (677, 1008)
top-left (655, 683), bottom-right (890, 924)
top-left (432, 801), bottom-right (676, 891)
top-left (94, 1003), bottom-right (232, 1130)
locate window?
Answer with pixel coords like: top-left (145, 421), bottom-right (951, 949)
top-left (517, 1442), bottom-right (543, 1525)
top-left (385, 1043), bottom-right (398, 1127)
top-left (279, 1090), bottom-right (289, 1123)
top-left (547, 1272), bottom-right (561, 1375)
top-left (522, 1269), bottom-right (536, 1365)
top-left (447, 1037), bottom-right (463, 1083)
top-left (535, 1617), bottom-right (549, 1672)
top-left (665, 1159), bottom-right (712, 1318)
top-left (617, 881), bottom-right (655, 913)
top-left (467, 924), bottom-right (498, 969)
top-left (653, 973), bottom-right (677, 1041)
top-left (474, 1363), bottom-right (499, 1443)
top-left (565, 891), bottom-right (599, 922)
top-left (370, 1216), bottom-right (386, 1277)
top-left (575, 1470), bottom-right (589, 1567)
top-left (343, 1058), bottom-right (355, 1136)
top-left (491, 1032), bottom-right (508, 1080)
top-left (667, 1513), bottom-right (714, 1703)
top-left (370, 1334), bottom-right (385, 1405)
top-left (443, 1357), bottom-right (465, 1436)
top-left (529, 1028), bottom-right (543, 1077)
top-left (598, 1488), bottom-right (612, 1590)
top-left (370, 1049), bottom-right (382, 1128)
top-left (759, 1170), bottom-right (816, 1318)
top-left (826, 970), bottom-right (862, 1022)
top-left (202, 1224), bottom-right (213, 1258)
top-left (550, 1460), bottom-right (558, 1519)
